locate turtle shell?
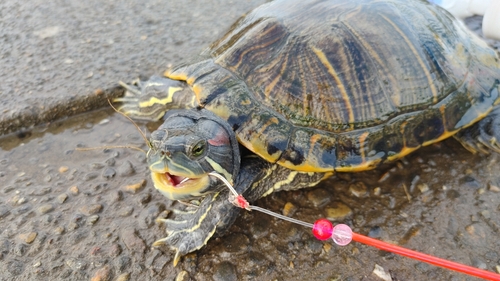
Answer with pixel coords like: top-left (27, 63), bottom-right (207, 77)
top-left (165, 0), bottom-right (500, 172)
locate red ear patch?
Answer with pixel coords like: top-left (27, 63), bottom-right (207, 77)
top-left (208, 129), bottom-right (230, 146)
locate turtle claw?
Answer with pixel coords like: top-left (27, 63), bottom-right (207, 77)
top-left (154, 218), bottom-right (217, 266)
top-left (153, 193), bottom-right (230, 265)
top-left (152, 237), bottom-right (186, 267)
top-left (152, 237), bottom-right (169, 247)
top-left (455, 106), bottom-right (500, 154)
top-left (113, 76), bottom-right (186, 121)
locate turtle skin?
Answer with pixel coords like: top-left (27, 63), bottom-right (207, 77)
top-left (115, 0), bottom-right (500, 265)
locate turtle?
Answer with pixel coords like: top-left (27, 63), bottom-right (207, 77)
top-left (115, 0), bottom-right (500, 265)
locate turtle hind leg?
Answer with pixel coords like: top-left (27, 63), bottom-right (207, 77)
top-left (454, 106), bottom-right (500, 154)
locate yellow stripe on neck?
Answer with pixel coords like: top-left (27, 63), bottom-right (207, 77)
top-left (139, 87), bottom-right (183, 107)
top-left (205, 157), bottom-right (233, 184)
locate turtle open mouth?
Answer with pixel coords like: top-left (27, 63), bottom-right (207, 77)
top-left (165, 173), bottom-right (190, 187)
top-left (151, 170), bottom-right (211, 200)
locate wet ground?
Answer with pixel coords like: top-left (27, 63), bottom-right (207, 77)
top-left (1, 105), bottom-right (500, 281)
top-left (1, 1), bottom-right (500, 281)
top-left (0, 0), bottom-right (267, 135)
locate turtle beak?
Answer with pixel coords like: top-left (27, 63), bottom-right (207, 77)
top-left (148, 151), bottom-right (212, 200)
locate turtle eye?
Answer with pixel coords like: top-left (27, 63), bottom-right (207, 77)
top-left (190, 140), bottom-right (206, 158)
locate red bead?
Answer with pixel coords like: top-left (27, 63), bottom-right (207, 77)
top-left (312, 219), bottom-right (333, 240)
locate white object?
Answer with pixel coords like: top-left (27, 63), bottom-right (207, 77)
top-left (469, 0), bottom-right (490, 16)
top-left (431, 0), bottom-right (473, 19)
top-left (482, 0), bottom-right (500, 40)
top-left (429, 0), bottom-right (500, 40)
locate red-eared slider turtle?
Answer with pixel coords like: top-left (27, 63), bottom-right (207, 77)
top-left (116, 0), bottom-right (500, 264)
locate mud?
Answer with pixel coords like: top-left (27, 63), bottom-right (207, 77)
top-left (1, 106), bottom-right (500, 281)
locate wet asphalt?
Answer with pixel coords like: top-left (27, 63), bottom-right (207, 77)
top-left (1, 0), bottom-right (500, 280)
top-left (0, 0), bottom-right (267, 135)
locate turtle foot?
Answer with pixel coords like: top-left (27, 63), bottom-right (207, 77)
top-left (153, 193), bottom-right (232, 265)
top-left (455, 105), bottom-right (500, 154)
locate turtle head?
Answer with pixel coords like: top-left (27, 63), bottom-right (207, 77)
top-left (147, 109), bottom-right (240, 200)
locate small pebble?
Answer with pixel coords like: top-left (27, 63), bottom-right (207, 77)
top-left (14, 243), bottom-right (26, 256)
top-left (138, 193), bottom-right (151, 205)
top-left (105, 157), bottom-right (116, 166)
top-left (87, 215), bottom-right (100, 225)
top-left (213, 261), bottom-right (237, 281)
top-left (102, 168), bottom-right (116, 179)
top-left (38, 204), bottom-right (53, 214)
top-left (4, 185), bottom-right (15, 193)
top-left (417, 183), bottom-right (429, 193)
top-left (368, 226), bottom-right (383, 238)
top-left (378, 171), bottom-right (391, 182)
top-left (121, 229), bottom-right (146, 253)
top-left (496, 265), bottom-right (500, 274)
top-left (472, 259), bottom-right (487, 270)
top-left (109, 243), bottom-right (122, 257)
top-left (119, 206), bottom-right (134, 217)
top-left (489, 183), bottom-right (500, 192)
top-left (282, 202), bottom-right (297, 217)
top-left (123, 179), bottom-right (146, 194)
top-left (57, 193), bottom-right (68, 203)
top-left (90, 163), bottom-right (105, 170)
top-left (79, 204), bottom-right (103, 216)
top-left (43, 175), bottom-right (52, 182)
top-left (67, 222), bottom-right (79, 231)
top-left (323, 243), bottom-right (332, 252)
top-left (116, 256), bottom-right (131, 272)
top-left (372, 264), bottom-right (391, 281)
top-left (326, 202), bottom-right (352, 220)
top-left (59, 166), bottom-right (69, 173)
top-left (94, 88), bottom-right (104, 96)
top-left (221, 233), bottom-right (249, 254)
top-left (91, 265), bottom-right (112, 281)
top-left (33, 261), bottom-right (42, 268)
top-left (18, 232), bottom-right (37, 244)
top-left (373, 187), bottom-right (381, 196)
top-left (175, 270), bottom-right (190, 281)
top-left (465, 224), bottom-right (476, 235)
top-left (84, 172), bottom-right (99, 181)
top-left (152, 255), bottom-right (169, 273)
top-left (480, 210), bottom-right (491, 219)
top-left (32, 187), bottom-right (51, 196)
top-left (69, 186), bottom-right (79, 195)
top-left (115, 273), bottom-right (130, 281)
top-left (306, 189), bottom-right (331, 207)
top-left (13, 204), bottom-right (32, 215)
top-left (66, 258), bottom-right (87, 271)
top-left (9, 195), bottom-right (21, 205)
top-left (118, 161), bottom-right (135, 176)
top-left (0, 205), bottom-right (10, 218)
top-left (54, 226), bottom-right (65, 235)
top-left (349, 182), bottom-right (368, 197)
top-left (111, 190), bottom-right (123, 202)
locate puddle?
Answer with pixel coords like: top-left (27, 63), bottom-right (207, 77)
top-left (1, 109), bottom-right (499, 280)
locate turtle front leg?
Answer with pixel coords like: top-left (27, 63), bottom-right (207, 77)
top-left (455, 104), bottom-right (500, 154)
top-left (114, 76), bottom-right (196, 121)
top-left (153, 190), bottom-right (240, 266)
top-left (153, 157), bottom-right (329, 265)
top-left (153, 157), bottom-right (272, 265)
